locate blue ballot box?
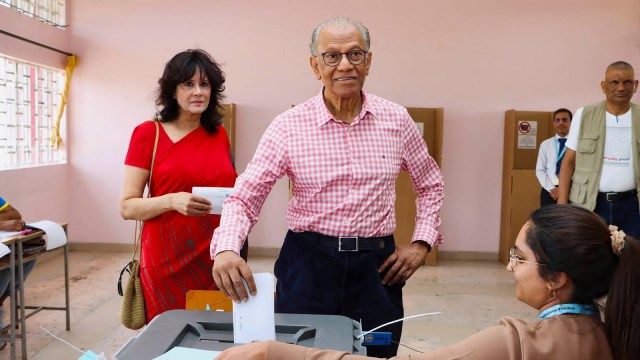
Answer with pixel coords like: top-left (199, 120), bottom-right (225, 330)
top-left (114, 310), bottom-right (366, 359)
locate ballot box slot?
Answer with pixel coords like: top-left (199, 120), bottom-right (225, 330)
top-left (169, 322), bottom-right (235, 349)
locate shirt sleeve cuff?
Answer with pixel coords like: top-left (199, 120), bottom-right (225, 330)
top-left (210, 238), bottom-right (243, 259)
top-left (412, 226), bottom-right (442, 248)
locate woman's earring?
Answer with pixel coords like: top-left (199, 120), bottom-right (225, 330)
top-left (548, 288), bottom-right (556, 299)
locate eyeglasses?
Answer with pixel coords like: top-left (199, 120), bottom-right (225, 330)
top-left (554, 117), bottom-right (570, 123)
top-left (320, 50), bottom-right (368, 67)
top-left (509, 248), bottom-right (546, 268)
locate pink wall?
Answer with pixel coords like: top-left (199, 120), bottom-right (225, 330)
top-left (0, 5), bottom-right (70, 225)
top-left (3, 0), bottom-right (640, 254)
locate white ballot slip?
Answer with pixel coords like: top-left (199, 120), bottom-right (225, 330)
top-left (28, 220), bottom-right (67, 250)
top-left (233, 272), bottom-right (276, 343)
top-left (0, 230), bottom-right (21, 239)
top-left (192, 187), bottom-right (234, 215)
top-left (0, 243), bottom-right (9, 257)
top-left (153, 347), bottom-right (221, 360)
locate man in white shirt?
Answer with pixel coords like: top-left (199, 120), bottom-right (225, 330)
top-left (536, 108), bottom-right (572, 206)
top-left (558, 61), bottom-right (640, 238)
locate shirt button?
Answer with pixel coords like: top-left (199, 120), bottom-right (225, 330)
top-left (343, 220), bottom-right (350, 225)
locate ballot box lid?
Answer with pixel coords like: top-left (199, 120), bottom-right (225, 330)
top-left (114, 310), bottom-right (365, 359)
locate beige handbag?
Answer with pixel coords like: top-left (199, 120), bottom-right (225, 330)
top-left (118, 120), bottom-right (159, 330)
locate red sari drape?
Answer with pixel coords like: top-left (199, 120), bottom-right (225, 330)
top-left (125, 120), bottom-right (237, 322)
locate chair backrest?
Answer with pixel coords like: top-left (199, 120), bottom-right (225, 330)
top-left (185, 290), bottom-right (233, 312)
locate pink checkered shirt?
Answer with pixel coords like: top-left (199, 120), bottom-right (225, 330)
top-left (211, 90), bottom-right (444, 257)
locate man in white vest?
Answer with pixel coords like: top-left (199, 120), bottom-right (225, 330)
top-left (536, 108), bottom-right (572, 206)
top-left (558, 61), bottom-right (640, 238)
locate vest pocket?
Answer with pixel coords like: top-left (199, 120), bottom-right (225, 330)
top-left (578, 134), bottom-right (598, 154)
top-left (569, 172), bottom-right (589, 204)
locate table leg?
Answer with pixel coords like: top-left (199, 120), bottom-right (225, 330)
top-left (17, 241), bottom-right (26, 360)
top-left (64, 244), bottom-right (70, 330)
top-left (9, 242), bottom-right (16, 360)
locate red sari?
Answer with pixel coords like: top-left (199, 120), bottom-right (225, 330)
top-left (125, 120), bottom-right (237, 322)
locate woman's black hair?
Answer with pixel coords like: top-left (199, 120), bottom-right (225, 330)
top-left (526, 205), bottom-right (617, 305)
top-left (155, 49), bottom-right (225, 133)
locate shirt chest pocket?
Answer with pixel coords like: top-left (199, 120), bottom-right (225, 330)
top-left (356, 145), bottom-right (402, 180)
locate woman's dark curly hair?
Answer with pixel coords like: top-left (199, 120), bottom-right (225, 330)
top-left (155, 49), bottom-right (225, 133)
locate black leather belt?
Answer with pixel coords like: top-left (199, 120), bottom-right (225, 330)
top-left (316, 233), bottom-right (390, 252)
top-left (598, 189), bottom-right (637, 202)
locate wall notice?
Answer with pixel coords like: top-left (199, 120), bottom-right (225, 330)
top-left (517, 120), bottom-right (537, 149)
top-left (414, 122), bottom-right (425, 137)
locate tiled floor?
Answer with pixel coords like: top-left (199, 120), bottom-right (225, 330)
top-left (0, 251), bottom-right (536, 359)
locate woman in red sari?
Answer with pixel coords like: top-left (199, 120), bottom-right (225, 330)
top-left (119, 49), bottom-right (240, 323)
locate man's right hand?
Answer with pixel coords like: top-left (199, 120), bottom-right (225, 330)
top-left (212, 251), bottom-right (257, 303)
top-left (0, 219), bottom-right (24, 231)
top-left (549, 188), bottom-right (559, 202)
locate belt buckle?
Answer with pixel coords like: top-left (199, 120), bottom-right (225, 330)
top-left (338, 237), bottom-right (358, 252)
top-left (606, 192), bottom-right (617, 201)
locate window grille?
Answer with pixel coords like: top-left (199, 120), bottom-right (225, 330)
top-left (0, 54), bottom-right (66, 170)
top-left (0, 0), bottom-right (66, 28)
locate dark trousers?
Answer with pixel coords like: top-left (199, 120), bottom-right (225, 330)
top-left (594, 194), bottom-right (640, 239)
top-left (540, 188), bottom-right (556, 207)
top-left (274, 231), bottom-right (404, 358)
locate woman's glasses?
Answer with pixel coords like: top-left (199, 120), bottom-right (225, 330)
top-left (509, 248), bottom-right (545, 268)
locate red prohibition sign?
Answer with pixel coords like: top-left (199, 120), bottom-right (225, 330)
top-left (519, 121), bottom-right (531, 134)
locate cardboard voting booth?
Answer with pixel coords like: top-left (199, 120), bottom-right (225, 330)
top-left (221, 104), bottom-right (236, 153)
top-left (499, 110), bottom-right (556, 264)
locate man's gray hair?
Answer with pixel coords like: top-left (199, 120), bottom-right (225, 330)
top-left (309, 17), bottom-right (370, 56)
top-left (607, 61), bottom-right (634, 72)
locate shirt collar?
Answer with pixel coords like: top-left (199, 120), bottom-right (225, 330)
top-left (314, 88), bottom-right (376, 127)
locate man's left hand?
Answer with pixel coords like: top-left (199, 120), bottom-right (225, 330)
top-left (379, 241), bottom-right (430, 286)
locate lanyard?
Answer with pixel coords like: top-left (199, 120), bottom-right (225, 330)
top-left (538, 304), bottom-right (598, 319)
top-left (553, 137), bottom-right (566, 161)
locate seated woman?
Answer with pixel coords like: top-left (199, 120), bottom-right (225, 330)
top-left (0, 196), bottom-right (37, 350)
top-left (218, 205), bottom-right (639, 360)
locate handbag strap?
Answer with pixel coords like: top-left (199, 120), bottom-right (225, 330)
top-left (132, 119), bottom-right (160, 260)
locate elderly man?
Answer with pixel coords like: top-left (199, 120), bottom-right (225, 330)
top-left (211, 17), bottom-right (444, 357)
top-left (558, 61), bottom-right (640, 238)
top-left (535, 108), bottom-right (572, 206)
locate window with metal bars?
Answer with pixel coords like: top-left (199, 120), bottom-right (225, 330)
top-left (0, 54), bottom-right (66, 170)
top-left (0, 0), bottom-right (66, 28)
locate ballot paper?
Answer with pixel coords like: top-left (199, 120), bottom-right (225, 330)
top-left (0, 243), bottom-right (9, 257)
top-left (192, 187), bottom-right (234, 215)
top-left (0, 230), bottom-right (21, 239)
top-left (153, 347), bottom-right (221, 360)
top-left (233, 272), bottom-right (276, 343)
top-left (27, 220), bottom-right (67, 250)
